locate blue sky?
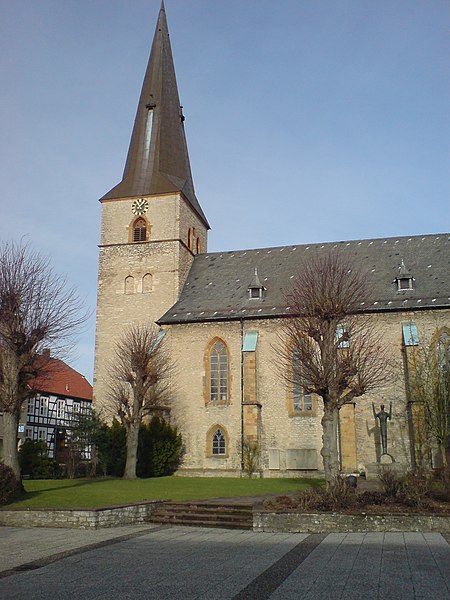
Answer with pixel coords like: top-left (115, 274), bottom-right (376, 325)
top-left (0, 0), bottom-right (448, 383)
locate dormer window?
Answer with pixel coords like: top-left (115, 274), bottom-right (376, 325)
top-left (395, 259), bottom-right (414, 291)
top-left (398, 278), bottom-right (413, 291)
top-left (248, 268), bottom-right (265, 300)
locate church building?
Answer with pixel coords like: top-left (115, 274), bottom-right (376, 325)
top-left (93, 3), bottom-right (449, 478)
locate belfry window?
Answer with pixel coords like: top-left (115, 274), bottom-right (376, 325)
top-left (209, 340), bottom-right (228, 402)
top-left (212, 429), bottom-right (226, 455)
top-left (133, 218), bottom-right (147, 242)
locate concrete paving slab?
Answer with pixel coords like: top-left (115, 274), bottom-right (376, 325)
top-left (0, 524), bottom-right (157, 573)
top-left (0, 526), bottom-right (448, 599)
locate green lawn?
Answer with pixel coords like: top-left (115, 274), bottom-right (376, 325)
top-left (6, 477), bottom-right (323, 509)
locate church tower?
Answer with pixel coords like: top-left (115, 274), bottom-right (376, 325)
top-left (93, 2), bottom-right (209, 408)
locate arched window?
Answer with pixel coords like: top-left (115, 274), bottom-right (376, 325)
top-left (212, 429), bottom-right (226, 455)
top-left (196, 237), bottom-right (201, 255)
top-left (133, 218), bottom-right (147, 242)
top-left (142, 273), bottom-right (153, 293)
top-left (291, 347), bottom-right (313, 414)
top-left (206, 424), bottom-right (229, 457)
top-left (125, 276), bottom-right (134, 294)
top-left (209, 340), bottom-right (229, 403)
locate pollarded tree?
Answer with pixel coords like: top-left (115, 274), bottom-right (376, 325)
top-left (0, 242), bottom-right (87, 479)
top-left (279, 252), bottom-right (391, 487)
top-left (408, 328), bottom-right (449, 471)
top-left (107, 323), bottom-right (171, 480)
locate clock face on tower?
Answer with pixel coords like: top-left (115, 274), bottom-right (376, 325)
top-left (131, 198), bottom-right (149, 216)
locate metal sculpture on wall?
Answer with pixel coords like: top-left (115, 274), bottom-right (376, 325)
top-left (372, 402), bottom-right (392, 455)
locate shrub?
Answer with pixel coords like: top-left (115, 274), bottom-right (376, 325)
top-left (357, 490), bottom-right (387, 506)
top-left (397, 469), bottom-right (432, 509)
top-left (264, 494), bottom-right (300, 511)
top-left (264, 477), bottom-right (355, 513)
top-left (0, 463), bottom-right (20, 505)
top-left (378, 467), bottom-right (402, 497)
top-left (137, 417), bottom-right (184, 478)
top-left (18, 440), bottom-right (57, 479)
top-left (377, 467), bottom-right (435, 509)
top-left (324, 476), bottom-right (356, 510)
top-left (68, 411), bottom-right (111, 477)
top-left (242, 441), bottom-right (260, 479)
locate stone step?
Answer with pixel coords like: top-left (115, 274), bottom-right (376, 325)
top-left (148, 502), bottom-right (254, 530)
top-left (153, 510), bottom-right (252, 523)
top-left (156, 503), bottom-right (253, 516)
top-left (149, 515), bottom-right (253, 530)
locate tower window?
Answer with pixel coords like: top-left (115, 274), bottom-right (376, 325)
top-left (196, 237), bottom-right (201, 254)
top-left (188, 227), bottom-right (195, 251)
top-left (133, 218), bottom-right (147, 242)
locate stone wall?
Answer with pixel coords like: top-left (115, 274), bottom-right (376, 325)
top-left (254, 511), bottom-right (450, 533)
top-left (164, 309), bottom-right (449, 477)
top-left (1, 504), bottom-right (448, 532)
top-left (93, 191), bottom-right (207, 413)
top-left (0, 501), bottom-right (159, 529)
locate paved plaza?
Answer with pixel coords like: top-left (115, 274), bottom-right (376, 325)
top-left (0, 525), bottom-right (449, 599)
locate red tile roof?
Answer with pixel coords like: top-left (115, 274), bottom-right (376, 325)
top-left (30, 358), bottom-right (93, 401)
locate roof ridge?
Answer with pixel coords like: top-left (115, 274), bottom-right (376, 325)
top-left (198, 232), bottom-right (449, 258)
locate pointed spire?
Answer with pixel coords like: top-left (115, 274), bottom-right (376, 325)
top-left (102, 4), bottom-right (209, 228)
top-left (398, 259), bottom-right (412, 278)
top-left (248, 267), bottom-right (265, 299)
top-left (249, 268), bottom-right (263, 289)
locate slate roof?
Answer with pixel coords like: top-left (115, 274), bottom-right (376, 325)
top-left (101, 3), bottom-right (209, 229)
top-left (158, 233), bottom-right (450, 325)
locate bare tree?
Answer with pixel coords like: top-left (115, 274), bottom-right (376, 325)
top-left (107, 323), bottom-right (171, 480)
top-left (0, 241), bottom-right (87, 479)
top-left (278, 252), bottom-right (390, 487)
top-left (408, 329), bottom-right (449, 472)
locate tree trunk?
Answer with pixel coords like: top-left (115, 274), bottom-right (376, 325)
top-left (2, 411), bottom-right (21, 480)
top-left (321, 405), bottom-right (340, 487)
top-left (123, 422), bottom-right (139, 480)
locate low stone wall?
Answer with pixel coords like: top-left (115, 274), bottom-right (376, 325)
top-left (254, 511), bottom-right (450, 533)
top-left (0, 501), bottom-right (159, 529)
top-left (1, 504), bottom-right (448, 532)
